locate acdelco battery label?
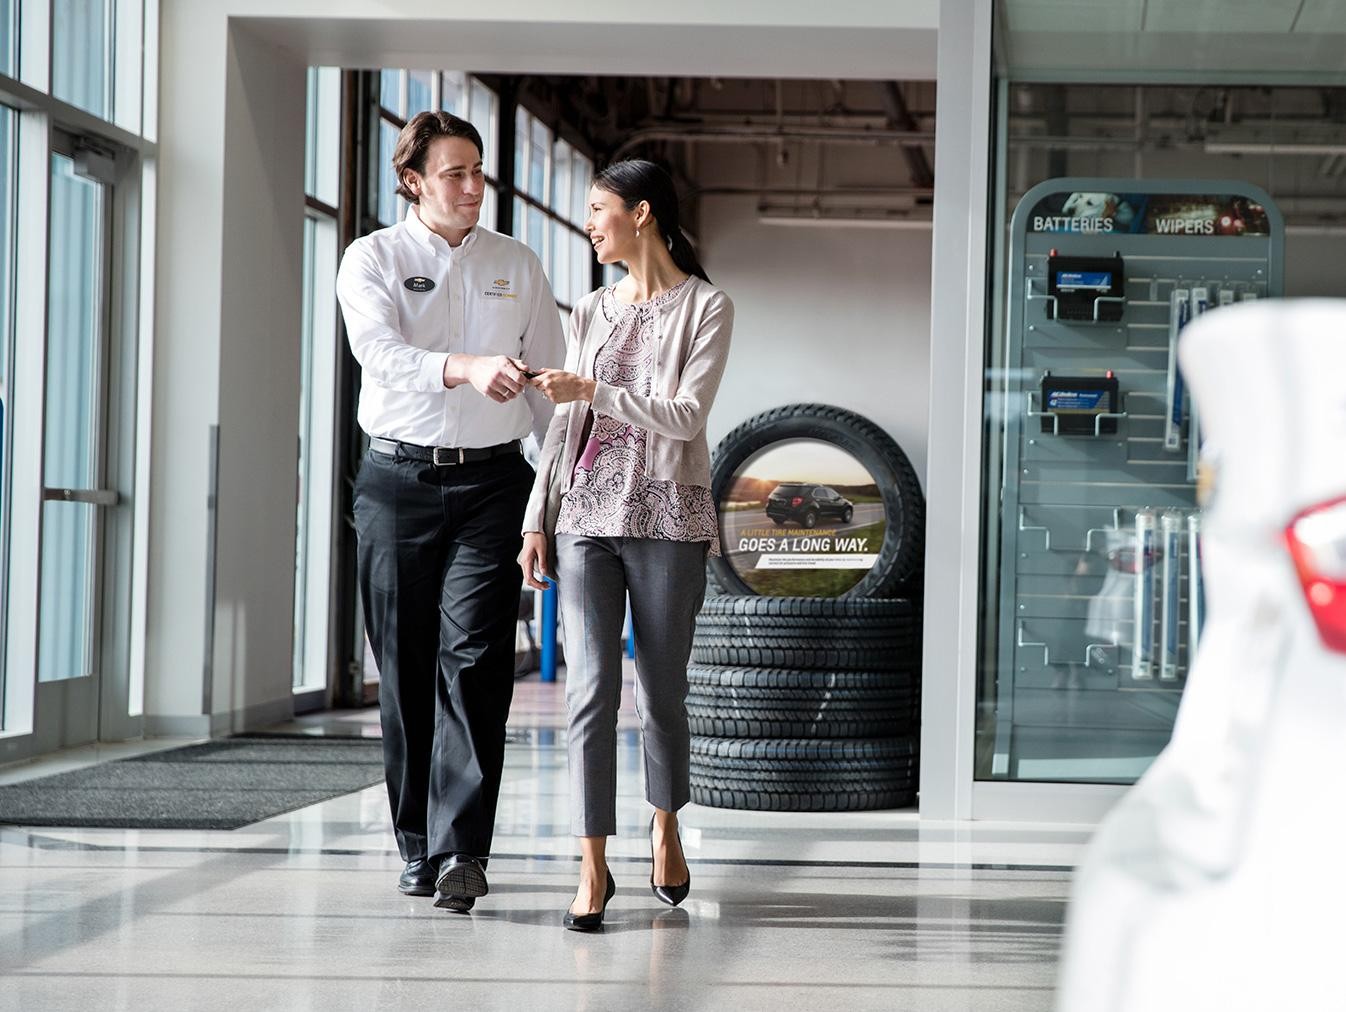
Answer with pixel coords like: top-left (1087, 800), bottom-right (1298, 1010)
top-left (1046, 390), bottom-right (1108, 412)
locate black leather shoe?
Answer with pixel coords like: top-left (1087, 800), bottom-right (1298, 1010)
top-left (650, 815), bottom-right (690, 907)
top-left (435, 853), bottom-right (489, 896)
top-left (398, 858), bottom-right (436, 896)
top-left (564, 869), bottom-right (616, 932)
top-left (434, 854), bottom-right (489, 911)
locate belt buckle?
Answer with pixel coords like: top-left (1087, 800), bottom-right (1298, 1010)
top-left (432, 446), bottom-right (465, 466)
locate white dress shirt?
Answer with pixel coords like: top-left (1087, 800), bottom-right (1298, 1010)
top-left (336, 207), bottom-right (565, 448)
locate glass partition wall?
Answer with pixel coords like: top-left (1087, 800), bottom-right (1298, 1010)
top-left (977, 12), bottom-right (1346, 788)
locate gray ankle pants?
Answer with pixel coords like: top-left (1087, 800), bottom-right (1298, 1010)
top-left (554, 534), bottom-right (708, 837)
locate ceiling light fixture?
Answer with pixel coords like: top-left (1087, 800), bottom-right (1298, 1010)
top-left (1204, 141), bottom-right (1346, 157)
top-left (756, 206), bottom-right (933, 230)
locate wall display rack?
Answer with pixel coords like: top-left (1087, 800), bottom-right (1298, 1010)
top-left (987, 178), bottom-right (1284, 782)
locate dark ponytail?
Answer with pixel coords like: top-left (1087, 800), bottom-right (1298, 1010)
top-left (592, 159), bottom-right (710, 283)
top-left (666, 229), bottom-right (708, 284)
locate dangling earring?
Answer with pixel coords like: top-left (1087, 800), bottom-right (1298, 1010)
top-left (635, 227), bottom-right (641, 238)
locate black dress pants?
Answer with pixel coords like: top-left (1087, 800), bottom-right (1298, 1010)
top-left (353, 446), bottom-right (532, 865)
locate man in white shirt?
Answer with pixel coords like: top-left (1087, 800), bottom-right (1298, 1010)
top-left (336, 111), bottom-right (564, 913)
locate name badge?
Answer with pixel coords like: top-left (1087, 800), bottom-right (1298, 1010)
top-left (404, 276), bottom-right (435, 293)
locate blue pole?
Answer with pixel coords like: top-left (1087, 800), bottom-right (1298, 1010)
top-left (539, 577), bottom-right (558, 683)
top-left (624, 596), bottom-right (636, 658)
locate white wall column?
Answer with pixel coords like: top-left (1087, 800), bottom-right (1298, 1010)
top-left (146, 13), bottom-right (304, 736)
top-left (212, 23), bottom-right (305, 733)
top-left (918, 0), bottom-right (993, 820)
top-left (144, 7), bottom-right (225, 736)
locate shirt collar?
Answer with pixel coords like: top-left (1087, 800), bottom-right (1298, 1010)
top-left (403, 205), bottom-right (478, 256)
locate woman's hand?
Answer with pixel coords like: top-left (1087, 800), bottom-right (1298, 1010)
top-left (529, 369), bottom-right (597, 405)
top-left (518, 532), bottom-right (552, 591)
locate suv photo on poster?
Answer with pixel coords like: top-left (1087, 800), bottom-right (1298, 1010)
top-left (765, 483), bottom-right (854, 528)
top-left (720, 439), bottom-right (888, 597)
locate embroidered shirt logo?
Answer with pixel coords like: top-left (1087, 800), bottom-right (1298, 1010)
top-left (483, 278), bottom-right (517, 299)
top-left (403, 276), bottom-right (436, 293)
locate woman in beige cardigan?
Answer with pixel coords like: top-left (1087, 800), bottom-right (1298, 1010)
top-left (518, 159), bottom-right (733, 932)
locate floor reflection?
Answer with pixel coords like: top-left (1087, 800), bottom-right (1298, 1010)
top-left (0, 668), bottom-right (1080, 1010)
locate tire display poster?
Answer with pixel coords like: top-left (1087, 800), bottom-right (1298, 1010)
top-left (718, 438), bottom-right (888, 597)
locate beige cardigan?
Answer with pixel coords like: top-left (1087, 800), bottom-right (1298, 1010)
top-left (522, 276), bottom-right (734, 536)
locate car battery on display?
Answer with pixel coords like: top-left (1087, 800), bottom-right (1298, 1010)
top-left (986, 178), bottom-right (1284, 781)
top-left (1039, 371), bottom-right (1121, 435)
top-left (1046, 252), bottom-right (1127, 322)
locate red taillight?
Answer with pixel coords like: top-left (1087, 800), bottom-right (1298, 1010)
top-left (1285, 495), bottom-right (1346, 653)
top-left (791, 496), bottom-right (804, 507)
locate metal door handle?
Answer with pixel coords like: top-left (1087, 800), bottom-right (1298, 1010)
top-left (42, 487), bottom-right (119, 506)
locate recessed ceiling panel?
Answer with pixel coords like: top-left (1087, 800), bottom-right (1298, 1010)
top-left (1002, 0), bottom-right (1346, 77)
top-left (1142, 0), bottom-right (1303, 33)
top-left (1004, 0), bottom-right (1143, 34)
top-left (1003, 28), bottom-right (1346, 78)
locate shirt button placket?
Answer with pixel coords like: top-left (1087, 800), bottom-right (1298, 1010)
top-left (445, 248), bottom-right (462, 447)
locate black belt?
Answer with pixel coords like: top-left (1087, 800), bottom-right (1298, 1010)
top-left (369, 437), bottom-right (521, 466)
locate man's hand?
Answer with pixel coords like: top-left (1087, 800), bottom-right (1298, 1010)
top-left (444, 354), bottom-right (527, 403)
top-left (518, 532), bottom-right (551, 591)
top-left (529, 369), bottom-right (597, 405)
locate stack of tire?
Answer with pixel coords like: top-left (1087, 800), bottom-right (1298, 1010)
top-left (690, 404), bottom-right (924, 813)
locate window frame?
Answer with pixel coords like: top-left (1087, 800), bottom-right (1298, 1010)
top-left (375, 73), bottom-right (501, 230)
top-left (510, 104), bottom-right (594, 312)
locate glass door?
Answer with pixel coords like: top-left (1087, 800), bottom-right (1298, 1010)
top-left (0, 105), bottom-right (17, 730)
top-left (33, 135), bottom-right (115, 747)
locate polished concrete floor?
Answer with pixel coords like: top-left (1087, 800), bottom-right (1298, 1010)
top-left (0, 670), bottom-right (1087, 1011)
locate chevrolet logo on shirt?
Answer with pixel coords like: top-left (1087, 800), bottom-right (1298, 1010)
top-left (484, 278), bottom-right (517, 299)
top-left (403, 276), bottom-right (436, 293)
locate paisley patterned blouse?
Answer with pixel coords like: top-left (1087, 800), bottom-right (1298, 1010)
top-left (554, 278), bottom-right (720, 555)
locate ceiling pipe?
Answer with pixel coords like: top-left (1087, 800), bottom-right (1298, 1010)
top-left (690, 184), bottom-right (933, 198)
top-left (613, 126), bottom-right (1346, 159)
top-left (646, 111), bottom-right (1333, 129)
top-left (1285, 223), bottom-right (1346, 236)
top-left (609, 124), bottom-right (934, 161)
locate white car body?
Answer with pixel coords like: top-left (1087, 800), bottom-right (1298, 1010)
top-left (1056, 300), bottom-right (1346, 1011)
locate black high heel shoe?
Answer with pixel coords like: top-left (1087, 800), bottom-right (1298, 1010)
top-left (650, 814), bottom-right (691, 907)
top-left (563, 868), bottom-right (616, 932)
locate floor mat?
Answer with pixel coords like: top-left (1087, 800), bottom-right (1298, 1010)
top-left (0, 736), bottom-right (385, 830)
